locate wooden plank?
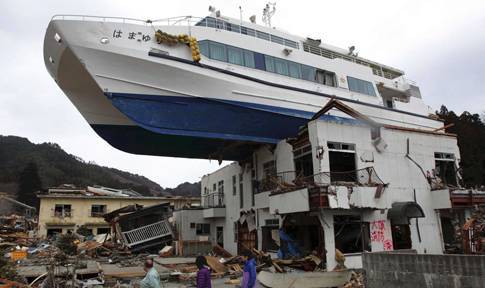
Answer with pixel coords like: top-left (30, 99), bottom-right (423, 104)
top-left (205, 256), bottom-right (227, 274)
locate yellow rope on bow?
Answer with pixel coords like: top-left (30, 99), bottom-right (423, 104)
top-left (155, 30), bottom-right (201, 62)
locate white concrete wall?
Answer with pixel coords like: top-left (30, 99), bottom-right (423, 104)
top-left (309, 119), bottom-right (459, 257)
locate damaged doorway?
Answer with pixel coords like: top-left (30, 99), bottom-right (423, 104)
top-left (237, 221), bottom-right (257, 254)
top-left (390, 223), bottom-right (412, 250)
top-left (279, 214), bottom-right (325, 263)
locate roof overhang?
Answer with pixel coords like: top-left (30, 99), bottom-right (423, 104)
top-left (387, 201), bottom-right (425, 225)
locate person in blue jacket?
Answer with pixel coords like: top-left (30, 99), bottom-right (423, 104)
top-left (241, 249), bottom-right (256, 288)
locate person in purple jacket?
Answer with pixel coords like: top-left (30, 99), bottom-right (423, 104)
top-left (195, 256), bottom-right (212, 288)
top-left (241, 250), bottom-right (257, 288)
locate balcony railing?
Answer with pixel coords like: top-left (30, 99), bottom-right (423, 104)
top-left (202, 192), bottom-right (225, 208)
top-left (303, 167), bottom-right (385, 186)
top-left (259, 167), bottom-right (384, 195)
top-left (254, 171), bottom-right (297, 194)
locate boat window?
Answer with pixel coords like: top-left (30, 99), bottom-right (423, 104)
top-left (284, 39), bottom-right (299, 49)
top-left (316, 70), bottom-right (336, 87)
top-left (215, 18), bottom-right (224, 29)
top-left (270, 35), bottom-right (285, 45)
top-left (206, 17), bottom-right (216, 28)
top-left (274, 58), bottom-right (289, 76)
top-left (288, 61), bottom-right (301, 79)
top-left (256, 31), bottom-right (270, 41)
top-left (243, 50), bottom-right (255, 68)
top-left (209, 42), bottom-right (227, 61)
top-left (195, 18), bottom-right (207, 27)
top-left (198, 41), bottom-right (209, 57)
top-left (195, 17), bottom-right (299, 49)
top-left (264, 55), bottom-right (275, 73)
top-left (241, 26), bottom-right (256, 37)
top-left (197, 40), bottom-right (336, 88)
top-left (227, 46), bottom-right (244, 66)
top-left (347, 76), bottom-right (376, 96)
top-left (225, 22), bottom-right (240, 33)
top-left (254, 53), bottom-right (266, 70)
top-left (301, 65), bottom-right (316, 81)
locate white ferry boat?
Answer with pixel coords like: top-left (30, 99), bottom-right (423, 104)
top-left (43, 8), bottom-right (441, 160)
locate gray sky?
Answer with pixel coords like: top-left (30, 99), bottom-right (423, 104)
top-left (1, 0), bottom-right (484, 188)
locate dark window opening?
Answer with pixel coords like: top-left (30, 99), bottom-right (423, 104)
top-left (435, 153), bottom-right (457, 186)
top-left (239, 174), bottom-right (244, 209)
top-left (54, 204), bottom-right (71, 217)
top-left (97, 227), bottom-right (111, 235)
top-left (386, 99), bottom-right (393, 108)
top-left (391, 224), bottom-right (412, 250)
top-left (216, 226), bottom-right (224, 247)
top-left (196, 223), bottom-right (210, 235)
top-left (47, 228), bottom-right (62, 237)
top-left (232, 175), bottom-right (237, 196)
top-left (328, 142), bottom-right (357, 182)
top-left (91, 205), bottom-right (107, 217)
top-left (334, 215), bottom-right (370, 254)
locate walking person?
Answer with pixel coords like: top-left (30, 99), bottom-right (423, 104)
top-left (241, 250), bottom-right (257, 288)
top-left (140, 258), bottom-right (161, 288)
top-left (195, 256), bottom-right (212, 288)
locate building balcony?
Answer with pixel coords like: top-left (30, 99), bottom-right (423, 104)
top-left (202, 207), bottom-right (226, 218)
top-left (201, 192), bottom-right (226, 218)
top-left (261, 167), bottom-right (386, 211)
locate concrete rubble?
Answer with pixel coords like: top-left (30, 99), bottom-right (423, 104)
top-left (1, 212), bottom-right (364, 287)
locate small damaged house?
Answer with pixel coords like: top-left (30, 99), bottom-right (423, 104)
top-left (174, 99), bottom-right (467, 268)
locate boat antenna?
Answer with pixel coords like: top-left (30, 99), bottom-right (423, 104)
top-left (262, 2), bottom-right (276, 27)
top-left (239, 6), bottom-right (243, 25)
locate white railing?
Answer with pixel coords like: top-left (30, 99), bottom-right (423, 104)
top-left (51, 14), bottom-right (205, 27)
top-left (121, 220), bottom-right (172, 247)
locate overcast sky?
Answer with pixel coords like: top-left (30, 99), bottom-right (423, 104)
top-left (1, 0), bottom-right (484, 188)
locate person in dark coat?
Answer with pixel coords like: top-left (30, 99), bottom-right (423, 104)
top-left (195, 256), bottom-right (212, 288)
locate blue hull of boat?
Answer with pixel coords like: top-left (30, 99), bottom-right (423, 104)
top-left (98, 92), bottom-right (359, 160)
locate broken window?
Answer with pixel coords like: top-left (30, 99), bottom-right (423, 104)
top-left (294, 143), bottom-right (314, 177)
top-left (97, 227), bottom-right (111, 235)
top-left (434, 152), bottom-right (457, 186)
top-left (216, 226), bottom-right (224, 247)
top-left (217, 181), bottom-right (225, 206)
top-left (333, 215), bottom-right (370, 254)
top-left (328, 142), bottom-right (357, 182)
top-left (262, 218), bottom-right (280, 252)
top-left (54, 204), bottom-right (72, 218)
top-left (232, 175), bottom-right (237, 195)
top-left (47, 228), bottom-right (62, 237)
top-left (91, 204), bottom-right (107, 217)
top-left (263, 160), bottom-right (276, 177)
top-left (196, 223), bottom-right (210, 235)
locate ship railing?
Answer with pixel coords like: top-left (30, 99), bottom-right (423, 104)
top-left (51, 14), bottom-right (205, 27)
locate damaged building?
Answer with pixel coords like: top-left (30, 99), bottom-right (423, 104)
top-left (174, 99), bottom-right (468, 268)
top-left (37, 185), bottom-right (199, 237)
